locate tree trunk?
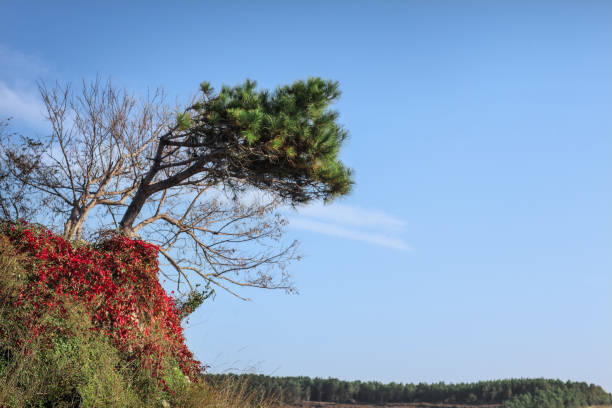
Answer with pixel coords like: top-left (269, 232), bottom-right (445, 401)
top-left (118, 154), bottom-right (211, 235)
top-left (63, 205), bottom-right (80, 241)
top-left (118, 186), bottom-right (150, 237)
top-left (63, 202), bottom-right (94, 241)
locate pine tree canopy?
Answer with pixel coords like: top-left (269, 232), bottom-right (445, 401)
top-left (180, 77), bottom-right (353, 204)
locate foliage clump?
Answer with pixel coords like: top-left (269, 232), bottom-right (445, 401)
top-left (0, 222), bottom-right (268, 407)
top-left (1, 222), bottom-right (201, 382)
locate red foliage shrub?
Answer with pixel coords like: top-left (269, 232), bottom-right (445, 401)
top-left (3, 223), bottom-right (202, 388)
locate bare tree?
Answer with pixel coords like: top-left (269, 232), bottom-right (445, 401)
top-left (1, 77), bottom-right (352, 299)
top-left (1, 79), bottom-right (166, 240)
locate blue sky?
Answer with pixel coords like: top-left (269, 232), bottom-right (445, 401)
top-left (1, 0), bottom-right (611, 391)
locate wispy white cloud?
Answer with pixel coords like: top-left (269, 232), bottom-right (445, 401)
top-left (290, 217), bottom-right (412, 251)
top-left (288, 203), bottom-right (412, 251)
top-left (0, 45), bottom-right (49, 79)
top-left (0, 44), bottom-right (49, 128)
top-left (0, 81), bottom-right (46, 126)
top-left (297, 202), bottom-right (406, 231)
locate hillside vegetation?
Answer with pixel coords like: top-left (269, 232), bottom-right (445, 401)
top-left (0, 222), bottom-right (276, 408)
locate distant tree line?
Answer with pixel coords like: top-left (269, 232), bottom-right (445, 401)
top-left (204, 374), bottom-right (612, 408)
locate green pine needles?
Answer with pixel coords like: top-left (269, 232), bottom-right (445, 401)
top-left (184, 77), bottom-right (353, 204)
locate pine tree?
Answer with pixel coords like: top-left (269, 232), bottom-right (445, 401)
top-left (119, 77), bottom-right (353, 235)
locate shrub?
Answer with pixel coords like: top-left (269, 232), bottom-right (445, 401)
top-left (0, 222), bottom-right (281, 407)
top-left (0, 222), bottom-right (195, 406)
top-left (2, 222), bottom-right (201, 380)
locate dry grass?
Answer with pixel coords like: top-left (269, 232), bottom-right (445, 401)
top-left (175, 375), bottom-right (281, 408)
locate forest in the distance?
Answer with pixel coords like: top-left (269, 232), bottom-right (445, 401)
top-left (204, 374), bottom-right (612, 408)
